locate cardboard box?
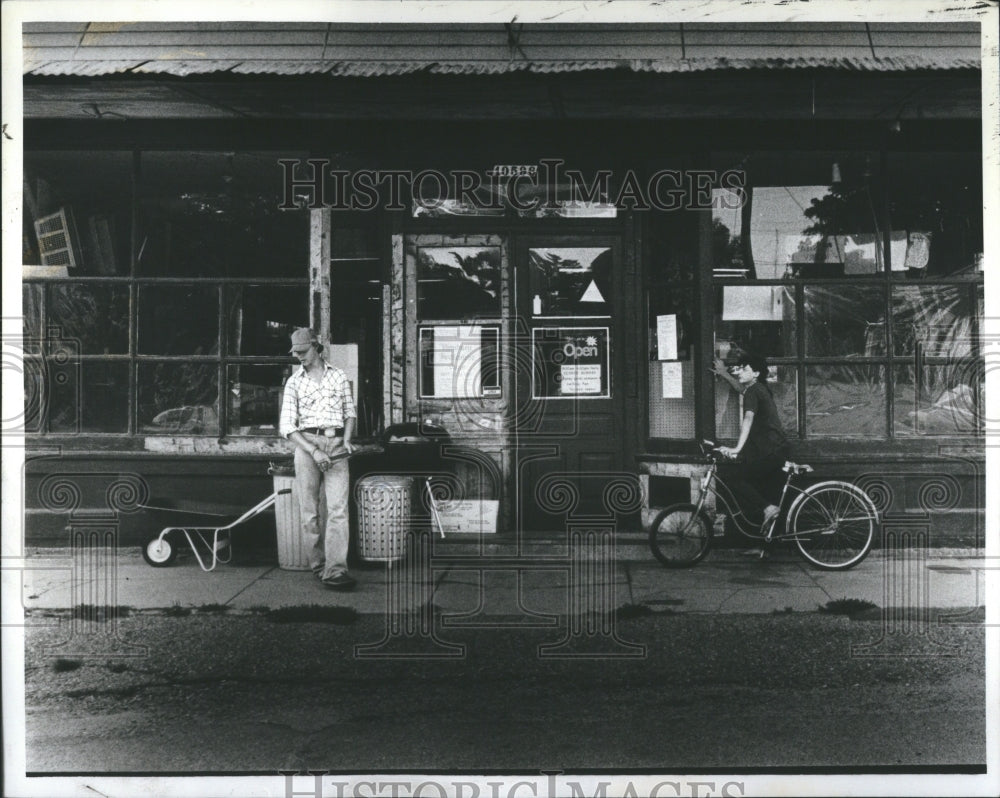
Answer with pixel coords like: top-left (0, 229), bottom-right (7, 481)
top-left (434, 499), bottom-right (499, 535)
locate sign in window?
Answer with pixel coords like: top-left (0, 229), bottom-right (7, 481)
top-left (532, 327), bottom-right (610, 399)
top-left (419, 325), bottom-right (501, 399)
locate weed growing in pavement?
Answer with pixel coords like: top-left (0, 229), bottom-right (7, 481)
top-left (195, 604), bottom-right (231, 614)
top-left (52, 658), bottom-right (82, 673)
top-left (819, 597), bottom-right (878, 617)
top-left (266, 605), bottom-right (358, 625)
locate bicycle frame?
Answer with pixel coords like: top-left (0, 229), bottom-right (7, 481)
top-left (650, 441), bottom-right (879, 570)
top-left (692, 450), bottom-right (807, 542)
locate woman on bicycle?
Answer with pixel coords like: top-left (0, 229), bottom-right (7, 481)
top-left (715, 353), bottom-right (790, 534)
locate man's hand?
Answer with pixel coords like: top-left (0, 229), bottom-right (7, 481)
top-left (717, 446), bottom-right (739, 459)
top-left (311, 447), bottom-right (331, 471)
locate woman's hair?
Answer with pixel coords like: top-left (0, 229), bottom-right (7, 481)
top-left (737, 352), bottom-right (771, 393)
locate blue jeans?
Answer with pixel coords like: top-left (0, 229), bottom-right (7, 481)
top-left (294, 433), bottom-right (350, 579)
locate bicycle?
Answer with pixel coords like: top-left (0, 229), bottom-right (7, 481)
top-left (648, 441), bottom-right (880, 570)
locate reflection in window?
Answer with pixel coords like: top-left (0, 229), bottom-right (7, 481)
top-left (805, 365), bottom-right (885, 438)
top-left (50, 361), bottom-right (129, 433)
top-left (227, 286), bottom-right (308, 356)
top-left (417, 247), bottom-right (500, 320)
top-left (138, 285), bottom-right (219, 355)
top-left (894, 364), bottom-right (980, 436)
top-left (411, 179), bottom-right (505, 218)
top-left (139, 363), bottom-right (219, 435)
top-left (23, 151), bottom-right (132, 275)
top-left (891, 286), bottom-right (975, 359)
top-left (529, 248), bottom-right (611, 317)
top-left (227, 364), bottom-right (288, 434)
top-left (514, 182), bottom-right (617, 219)
top-left (47, 284), bottom-right (130, 354)
top-left (888, 153), bottom-right (983, 278)
top-left (419, 326), bottom-right (500, 399)
top-left (138, 151), bottom-right (308, 277)
top-left (804, 285), bottom-right (885, 357)
top-left (715, 286), bottom-right (796, 360)
top-left (711, 188), bottom-right (748, 278)
top-left (713, 152), bottom-right (883, 279)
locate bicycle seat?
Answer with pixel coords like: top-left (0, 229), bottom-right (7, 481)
top-left (783, 461), bottom-right (814, 475)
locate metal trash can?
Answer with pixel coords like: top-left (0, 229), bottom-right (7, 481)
top-left (269, 461), bottom-right (311, 570)
top-left (355, 474), bottom-right (414, 563)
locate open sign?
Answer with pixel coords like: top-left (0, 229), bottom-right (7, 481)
top-left (532, 326), bottom-right (610, 399)
top-left (564, 342), bottom-right (599, 359)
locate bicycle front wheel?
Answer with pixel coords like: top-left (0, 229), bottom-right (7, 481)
top-left (788, 481), bottom-right (878, 570)
top-left (649, 504), bottom-right (712, 568)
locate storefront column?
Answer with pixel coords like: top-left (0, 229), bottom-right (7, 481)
top-left (309, 209), bottom-right (331, 341)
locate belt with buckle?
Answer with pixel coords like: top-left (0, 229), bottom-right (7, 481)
top-left (300, 427), bottom-right (344, 438)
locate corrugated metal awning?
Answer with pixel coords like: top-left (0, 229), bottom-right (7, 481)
top-left (23, 21), bottom-right (982, 78)
top-left (25, 54), bottom-right (983, 78)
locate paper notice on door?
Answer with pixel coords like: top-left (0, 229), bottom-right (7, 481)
top-left (661, 361), bottom-right (683, 398)
top-left (656, 314), bottom-right (678, 360)
top-left (560, 364), bottom-right (602, 394)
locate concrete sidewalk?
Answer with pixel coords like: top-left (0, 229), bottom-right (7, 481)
top-left (14, 543), bottom-right (990, 619)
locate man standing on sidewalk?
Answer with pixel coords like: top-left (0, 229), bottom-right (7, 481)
top-left (279, 328), bottom-right (358, 590)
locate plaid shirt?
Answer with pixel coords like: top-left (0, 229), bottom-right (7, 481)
top-left (279, 361), bottom-right (357, 438)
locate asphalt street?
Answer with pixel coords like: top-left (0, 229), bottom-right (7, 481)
top-left (23, 609), bottom-right (986, 774)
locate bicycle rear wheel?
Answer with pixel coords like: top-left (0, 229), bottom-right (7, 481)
top-left (649, 504), bottom-right (712, 568)
top-left (787, 481), bottom-right (877, 570)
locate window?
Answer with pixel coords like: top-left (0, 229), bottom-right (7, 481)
top-left (23, 150), bottom-right (309, 437)
top-left (887, 153), bottom-right (983, 279)
top-left (417, 246), bottom-right (501, 320)
top-left (646, 203), bottom-right (698, 440)
top-left (529, 247), bottom-right (612, 318)
top-left (709, 150), bottom-right (982, 441)
top-left (419, 325), bottom-right (501, 399)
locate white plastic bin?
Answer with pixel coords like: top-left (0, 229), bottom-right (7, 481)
top-left (269, 462), bottom-right (311, 570)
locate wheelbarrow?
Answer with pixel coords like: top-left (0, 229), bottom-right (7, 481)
top-left (140, 447), bottom-right (380, 571)
top-left (141, 488), bottom-right (291, 571)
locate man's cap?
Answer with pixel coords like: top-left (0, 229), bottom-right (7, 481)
top-left (289, 327), bottom-right (319, 353)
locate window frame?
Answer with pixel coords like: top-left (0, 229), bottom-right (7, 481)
top-left (22, 148), bottom-right (310, 440)
top-left (700, 148), bottom-right (984, 444)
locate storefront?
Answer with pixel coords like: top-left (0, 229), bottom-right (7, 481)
top-left (18, 20), bottom-right (986, 546)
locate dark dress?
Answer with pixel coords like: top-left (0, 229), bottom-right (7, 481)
top-left (718, 381), bottom-right (790, 521)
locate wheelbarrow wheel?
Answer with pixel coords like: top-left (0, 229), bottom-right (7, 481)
top-left (143, 534), bottom-right (178, 567)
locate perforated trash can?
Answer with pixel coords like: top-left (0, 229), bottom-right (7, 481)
top-left (355, 474), bottom-right (414, 563)
top-left (269, 461), bottom-right (311, 570)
